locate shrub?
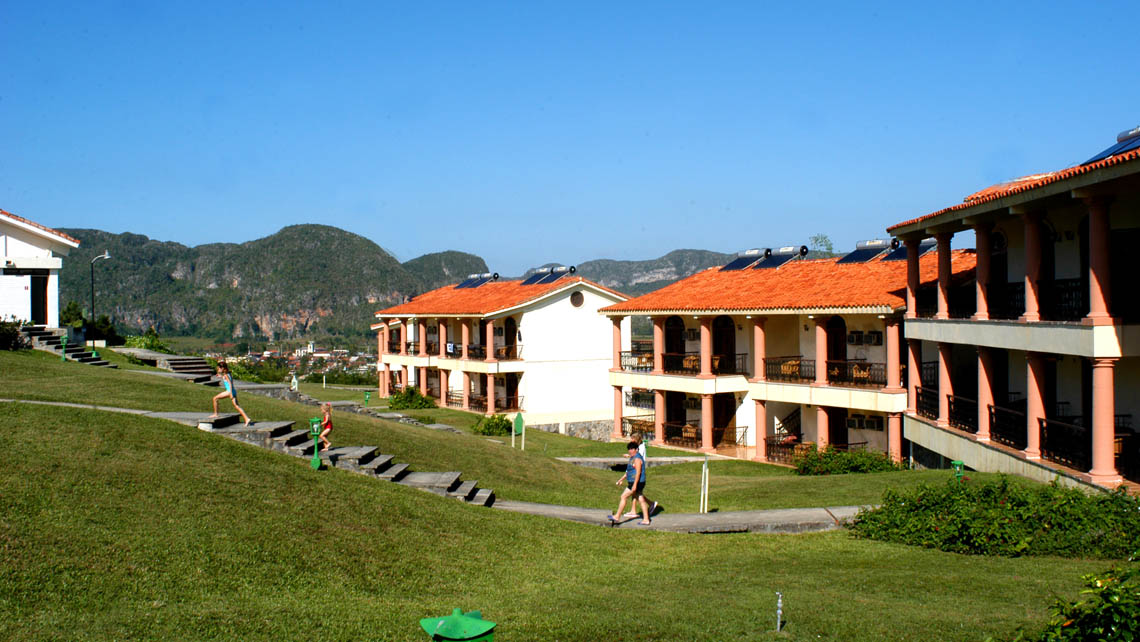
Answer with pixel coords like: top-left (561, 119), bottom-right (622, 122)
top-left (793, 444), bottom-right (903, 475)
top-left (123, 327), bottom-right (173, 354)
top-left (0, 318), bottom-right (29, 351)
top-left (1031, 555), bottom-right (1140, 641)
top-left (850, 476), bottom-right (1140, 558)
top-left (304, 370), bottom-right (375, 386)
top-left (387, 387), bottom-right (435, 410)
top-left (472, 414), bottom-right (512, 436)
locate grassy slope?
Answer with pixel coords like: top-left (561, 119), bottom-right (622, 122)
top-left (0, 400), bottom-right (1105, 641)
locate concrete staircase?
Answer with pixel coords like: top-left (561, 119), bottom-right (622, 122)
top-left (195, 413), bottom-right (495, 507)
top-left (165, 356), bottom-right (217, 378)
top-left (20, 326), bottom-right (117, 368)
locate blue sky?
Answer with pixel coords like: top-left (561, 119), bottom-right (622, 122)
top-left (2, 2), bottom-right (1137, 275)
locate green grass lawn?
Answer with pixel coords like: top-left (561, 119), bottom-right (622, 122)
top-left (1, 399), bottom-right (1110, 641)
top-left (298, 382), bottom-right (385, 405)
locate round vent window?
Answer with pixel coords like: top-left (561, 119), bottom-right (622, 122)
top-left (570, 292), bottom-right (584, 307)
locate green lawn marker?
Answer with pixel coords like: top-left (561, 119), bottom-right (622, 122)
top-left (308, 417), bottom-right (322, 470)
top-left (364, 391), bottom-right (371, 407)
top-left (514, 412), bottom-right (525, 451)
top-left (420, 608), bottom-right (495, 641)
top-left (60, 336), bottom-right (68, 362)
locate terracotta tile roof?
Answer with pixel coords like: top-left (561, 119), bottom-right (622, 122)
top-left (888, 147), bottom-right (1140, 232)
top-left (600, 250), bottom-right (976, 314)
top-left (376, 276), bottom-right (627, 317)
top-left (0, 209), bottom-right (81, 246)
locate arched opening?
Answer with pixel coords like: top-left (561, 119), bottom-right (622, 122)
top-left (991, 231), bottom-right (1011, 318)
top-left (664, 316), bottom-right (685, 354)
top-left (712, 315), bottom-right (735, 356)
top-left (825, 315), bottom-right (847, 385)
top-left (502, 317), bottom-right (518, 359)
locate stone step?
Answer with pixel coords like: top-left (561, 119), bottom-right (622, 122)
top-left (272, 429), bottom-right (312, 453)
top-left (212, 421), bottom-right (295, 447)
top-left (197, 414), bottom-right (243, 430)
top-left (360, 454), bottom-right (394, 475)
top-left (470, 488), bottom-right (495, 507)
top-left (319, 446), bottom-right (377, 472)
top-left (448, 480), bottom-right (477, 501)
top-left (376, 462), bottom-right (409, 482)
top-left (398, 471), bottom-right (461, 492)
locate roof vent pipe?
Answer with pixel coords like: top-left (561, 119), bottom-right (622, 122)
top-left (855, 239), bottom-right (890, 250)
top-left (769, 245), bottom-right (808, 257)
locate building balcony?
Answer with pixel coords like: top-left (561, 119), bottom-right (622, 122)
top-left (425, 341), bottom-right (440, 355)
top-left (825, 360), bottom-right (886, 388)
top-left (620, 350), bottom-right (654, 373)
top-left (662, 352), bottom-right (701, 375)
top-left (764, 356), bottom-right (815, 383)
top-left (988, 404), bottom-right (1028, 450)
top-left (624, 389), bottom-right (655, 410)
top-left (621, 414), bottom-right (655, 438)
top-left (467, 345), bottom-right (486, 359)
top-left (492, 344), bottom-right (523, 361)
top-left (947, 394), bottom-right (978, 434)
top-left (915, 386), bottom-right (938, 421)
top-left (661, 421), bottom-right (732, 449)
top-left (405, 340), bottom-right (419, 354)
top-left (445, 391), bottom-right (464, 409)
top-left (386, 340), bottom-right (401, 353)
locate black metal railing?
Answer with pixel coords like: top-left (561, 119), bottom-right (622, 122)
top-left (661, 421), bottom-right (730, 448)
top-left (766, 438), bottom-right (800, 465)
top-left (915, 386), bottom-right (939, 420)
top-left (989, 404), bottom-right (1027, 450)
top-left (493, 344), bottom-right (523, 360)
top-left (948, 394), bottom-right (978, 433)
top-left (915, 287), bottom-right (937, 318)
top-left (1040, 417), bottom-right (1090, 471)
top-left (495, 395), bottom-right (524, 411)
top-left (712, 353), bottom-right (750, 376)
top-left (622, 415), bottom-right (655, 439)
top-left (826, 360), bottom-right (886, 387)
top-left (467, 345), bottom-right (486, 359)
top-left (620, 351), bottom-right (654, 372)
top-left (444, 343), bottom-right (463, 358)
top-left (446, 391), bottom-right (464, 408)
top-left (468, 395), bottom-right (487, 413)
top-left (425, 341), bottom-right (440, 355)
top-left (1041, 278), bottom-right (1086, 322)
top-left (386, 340), bottom-right (401, 353)
top-left (662, 352), bottom-right (701, 375)
top-left (405, 340), bottom-right (420, 354)
top-left (989, 282), bottom-right (1025, 320)
top-left (625, 389), bottom-right (655, 409)
top-left (764, 357), bottom-right (815, 383)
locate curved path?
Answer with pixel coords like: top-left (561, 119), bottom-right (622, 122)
top-left (2, 398), bottom-right (867, 534)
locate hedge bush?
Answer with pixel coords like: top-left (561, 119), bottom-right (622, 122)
top-left (793, 444), bottom-right (904, 475)
top-left (123, 327), bottom-right (173, 354)
top-left (472, 414), bottom-right (512, 436)
top-left (387, 387), bottom-right (435, 410)
top-left (0, 319), bottom-right (29, 351)
top-left (850, 476), bottom-right (1140, 558)
top-left (1028, 555), bottom-right (1140, 641)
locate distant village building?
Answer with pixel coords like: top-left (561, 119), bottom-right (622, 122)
top-left (888, 127), bottom-right (1140, 489)
top-left (374, 272), bottom-right (629, 437)
top-left (601, 244), bottom-right (975, 462)
top-left (0, 209), bottom-right (80, 327)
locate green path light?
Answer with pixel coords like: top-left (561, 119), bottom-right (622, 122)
top-left (364, 391), bottom-right (371, 407)
top-left (308, 417), bottom-right (322, 470)
top-left (60, 336), bottom-right (67, 362)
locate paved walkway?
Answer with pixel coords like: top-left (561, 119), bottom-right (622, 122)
top-left (3, 397), bottom-right (867, 534)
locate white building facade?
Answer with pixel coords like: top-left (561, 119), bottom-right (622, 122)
top-left (0, 209), bottom-right (80, 327)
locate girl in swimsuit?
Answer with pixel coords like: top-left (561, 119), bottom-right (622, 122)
top-left (210, 361), bottom-right (252, 426)
top-left (318, 402), bottom-right (333, 452)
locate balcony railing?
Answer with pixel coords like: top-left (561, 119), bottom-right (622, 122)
top-left (621, 414), bottom-right (655, 439)
top-left (826, 360), bottom-right (886, 388)
top-left (662, 352), bottom-right (701, 375)
top-left (620, 351), bottom-right (654, 372)
top-left (1040, 278), bottom-right (1086, 323)
top-left (495, 395), bottom-right (524, 412)
top-left (661, 421), bottom-right (731, 449)
top-left (625, 389), bottom-right (655, 409)
top-left (915, 386), bottom-right (938, 420)
top-left (989, 404), bottom-right (1027, 450)
top-left (764, 357), bottom-right (815, 383)
top-left (468, 395), bottom-right (487, 413)
top-left (425, 341), bottom-right (440, 355)
top-left (712, 353), bottom-right (749, 376)
top-left (405, 341), bottom-right (420, 354)
top-left (444, 343), bottom-right (463, 358)
top-left (989, 282), bottom-right (1025, 320)
top-left (1040, 417), bottom-right (1090, 471)
top-left (948, 394), bottom-right (978, 433)
top-left (446, 391), bottom-right (464, 408)
top-left (467, 345), bottom-right (486, 359)
top-left (493, 344), bottom-right (523, 361)
top-left (765, 438), bottom-right (801, 465)
top-left (386, 340), bottom-right (401, 353)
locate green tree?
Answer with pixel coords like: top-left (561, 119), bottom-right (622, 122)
top-left (809, 233), bottom-right (834, 254)
top-left (61, 301), bottom-right (85, 328)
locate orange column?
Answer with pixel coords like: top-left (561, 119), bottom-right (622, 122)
top-left (379, 326), bottom-right (386, 356)
top-left (653, 390), bottom-right (665, 446)
top-left (438, 322), bottom-right (447, 358)
top-left (486, 373), bottom-right (496, 416)
top-left (885, 318), bottom-right (901, 391)
top-left (417, 319), bottom-right (428, 356)
top-left (752, 317), bottom-right (766, 381)
top-left (611, 316), bottom-right (623, 371)
top-left (1021, 212), bottom-right (1042, 322)
top-left (1024, 353), bottom-right (1044, 459)
top-left (937, 342), bottom-right (952, 427)
top-left (381, 363), bottom-right (391, 396)
top-left (440, 369), bottom-right (448, 404)
top-left (753, 399), bottom-right (767, 462)
top-left (1085, 198), bottom-right (1113, 325)
top-left (1087, 358), bottom-right (1122, 485)
top-left (462, 372), bottom-right (470, 410)
top-left (816, 406), bottom-right (830, 448)
top-left (905, 239), bottom-right (921, 319)
top-left (612, 386), bottom-right (624, 440)
top-left (906, 339), bottom-right (920, 414)
top-left (399, 322), bottom-right (407, 355)
top-left (485, 319), bottom-right (496, 363)
top-left (887, 413), bottom-right (902, 462)
top-left (461, 320), bottom-right (470, 359)
top-left (973, 223), bottom-right (992, 320)
top-left (700, 394), bottom-right (714, 452)
top-left (935, 232), bottom-right (952, 319)
top-left (976, 347), bottom-right (993, 441)
top-left (652, 317), bottom-right (664, 374)
top-left (419, 366), bottom-right (428, 395)
top-left (401, 365), bottom-right (408, 387)
top-left (814, 317), bottom-right (827, 386)
top-left (699, 317), bottom-right (712, 378)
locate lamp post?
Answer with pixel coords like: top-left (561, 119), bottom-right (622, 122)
top-left (90, 250), bottom-right (111, 353)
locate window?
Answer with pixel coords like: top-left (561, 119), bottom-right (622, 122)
top-left (570, 291), bottom-right (584, 307)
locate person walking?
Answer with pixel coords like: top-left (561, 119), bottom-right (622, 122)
top-left (318, 402), bottom-right (333, 452)
top-left (623, 432), bottom-right (658, 518)
top-left (209, 361), bottom-right (252, 426)
top-left (610, 441), bottom-right (651, 525)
